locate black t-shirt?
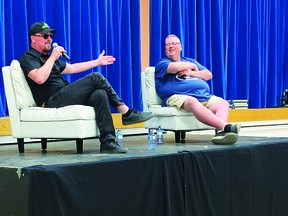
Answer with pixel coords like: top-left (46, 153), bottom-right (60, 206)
top-left (18, 48), bottom-right (68, 106)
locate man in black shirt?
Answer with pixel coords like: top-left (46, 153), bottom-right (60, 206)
top-left (18, 22), bottom-right (153, 154)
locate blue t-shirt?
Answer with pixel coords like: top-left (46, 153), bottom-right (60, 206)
top-left (155, 57), bottom-right (213, 106)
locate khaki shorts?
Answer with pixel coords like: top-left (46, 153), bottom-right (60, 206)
top-left (166, 94), bottom-right (222, 108)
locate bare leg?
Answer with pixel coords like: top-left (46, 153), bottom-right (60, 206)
top-left (182, 97), bottom-right (226, 130)
top-left (117, 104), bottom-right (129, 114)
top-left (207, 99), bottom-right (230, 122)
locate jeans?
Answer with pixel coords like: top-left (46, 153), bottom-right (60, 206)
top-left (45, 72), bottom-right (124, 144)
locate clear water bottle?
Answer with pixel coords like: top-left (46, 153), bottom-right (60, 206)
top-left (156, 126), bottom-right (163, 144)
top-left (116, 129), bottom-right (123, 147)
top-left (148, 128), bottom-right (155, 150)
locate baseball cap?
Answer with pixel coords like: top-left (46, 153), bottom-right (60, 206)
top-left (29, 22), bottom-right (56, 36)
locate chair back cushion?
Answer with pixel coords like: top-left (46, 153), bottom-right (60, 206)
top-left (10, 60), bottom-right (36, 109)
top-left (143, 67), bottom-right (162, 106)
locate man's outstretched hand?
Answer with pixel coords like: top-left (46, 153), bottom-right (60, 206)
top-left (97, 50), bottom-right (116, 66)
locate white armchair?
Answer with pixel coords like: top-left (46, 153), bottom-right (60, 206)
top-left (141, 67), bottom-right (212, 143)
top-left (1, 60), bottom-right (99, 154)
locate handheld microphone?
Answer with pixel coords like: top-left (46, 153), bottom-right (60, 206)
top-left (52, 42), bottom-right (70, 61)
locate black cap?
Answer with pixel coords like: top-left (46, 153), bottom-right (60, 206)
top-left (29, 22), bottom-right (56, 36)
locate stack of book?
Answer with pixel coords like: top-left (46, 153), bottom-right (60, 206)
top-left (282, 90), bottom-right (288, 107)
top-left (228, 100), bottom-right (248, 109)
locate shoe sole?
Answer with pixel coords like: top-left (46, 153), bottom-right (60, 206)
top-left (211, 133), bottom-right (239, 145)
top-left (122, 113), bottom-right (153, 125)
top-left (233, 124), bottom-right (241, 134)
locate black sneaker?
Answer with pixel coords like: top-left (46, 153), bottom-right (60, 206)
top-left (100, 141), bottom-right (128, 153)
top-left (224, 123), bottom-right (241, 134)
top-left (211, 132), bottom-right (239, 145)
top-left (122, 109), bottom-right (153, 125)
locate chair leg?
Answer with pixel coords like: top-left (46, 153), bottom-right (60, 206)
top-left (41, 138), bottom-right (47, 153)
top-left (175, 131), bottom-right (186, 143)
top-left (175, 131), bottom-right (181, 143)
top-left (180, 131), bottom-right (186, 143)
top-left (76, 139), bottom-right (83, 154)
top-left (17, 138), bottom-right (25, 153)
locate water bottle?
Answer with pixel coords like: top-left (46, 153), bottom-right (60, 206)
top-left (116, 129), bottom-right (123, 146)
top-left (148, 129), bottom-right (155, 150)
top-left (156, 126), bottom-right (163, 144)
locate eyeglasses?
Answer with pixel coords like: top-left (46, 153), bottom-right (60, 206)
top-left (34, 34), bottom-right (53, 39)
top-left (165, 42), bottom-right (180, 46)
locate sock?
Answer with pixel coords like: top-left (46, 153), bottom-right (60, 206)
top-left (224, 124), bottom-right (232, 132)
top-left (217, 129), bottom-right (224, 133)
top-left (123, 109), bottom-right (133, 117)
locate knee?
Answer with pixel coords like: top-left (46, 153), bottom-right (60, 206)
top-left (211, 98), bottom-right (230, 110)
top-left (91, 72), bottom-right (105, 80)
top-left (185, 97), bottom-right (199, 107)
top-left (219, 99), bottom-right (230, 108)
top-left (91, 89), bottom-right (108, 101)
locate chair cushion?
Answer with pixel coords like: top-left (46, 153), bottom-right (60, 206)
top-left (20, 105), bottom-right (95, 122)
top-left (10, 60), bottom-right (36, 109)
top-left (143, 67), bottom-right (162, 106)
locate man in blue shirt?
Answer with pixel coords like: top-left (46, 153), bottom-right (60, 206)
top-left (155, 34), bottom-right (240, 145)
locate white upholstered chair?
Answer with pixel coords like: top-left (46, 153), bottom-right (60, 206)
top-left (2, 60), bottom-right (99, 154)
top-left (141, 67), bottom-right (212, 143)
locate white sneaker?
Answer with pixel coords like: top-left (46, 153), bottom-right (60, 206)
top-left (211, 132), bottom-right (239, 145)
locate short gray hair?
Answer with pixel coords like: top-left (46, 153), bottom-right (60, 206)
top-left (165, 34), bottom-right (181, 42)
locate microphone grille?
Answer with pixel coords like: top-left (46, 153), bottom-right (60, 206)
top-left (52, 42), bottom-right (58, 48)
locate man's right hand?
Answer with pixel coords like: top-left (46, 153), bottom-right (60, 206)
top-left (51, 45), bottom-right (66, 60)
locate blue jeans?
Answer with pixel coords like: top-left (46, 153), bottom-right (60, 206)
top-left (45, 73), bottom-right (124, 144)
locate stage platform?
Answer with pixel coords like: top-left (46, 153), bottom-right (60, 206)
top-left (1, 124), bottom-right (288, 216)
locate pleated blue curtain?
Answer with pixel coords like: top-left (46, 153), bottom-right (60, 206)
top-left (0, 0), bottom-right (142, 117)
top-left (150, 0), bottom-right (288, 108)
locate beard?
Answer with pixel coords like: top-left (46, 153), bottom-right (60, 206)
top-left (44, 43), bottom-right (51, 53)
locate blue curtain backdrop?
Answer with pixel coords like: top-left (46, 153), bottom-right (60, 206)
top-left (150, 0), bottom-right (288, 108)
top-left (0, 0), bottom-right (142, 117)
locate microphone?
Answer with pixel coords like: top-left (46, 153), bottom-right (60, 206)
top-left (52, 42), bottom-right (70, 61)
